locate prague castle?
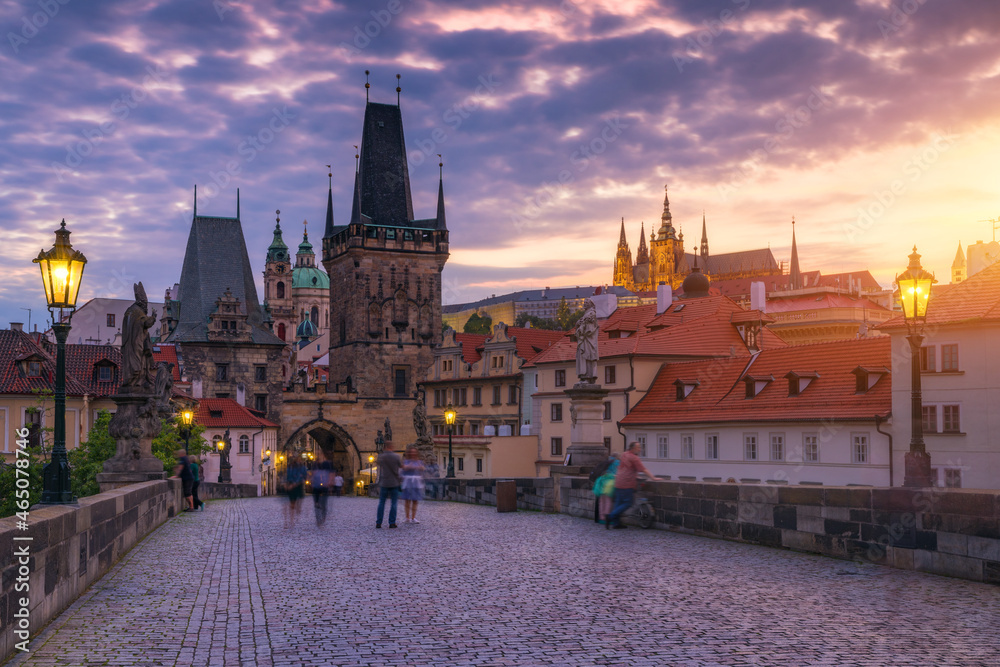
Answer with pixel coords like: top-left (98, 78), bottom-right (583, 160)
top-left (613, 185), bottom-right (781, 292)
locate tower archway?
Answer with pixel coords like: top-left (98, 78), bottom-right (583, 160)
top-left (282, 419), bottom-right (362, 487)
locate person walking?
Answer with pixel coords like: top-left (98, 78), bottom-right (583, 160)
top-left (333, 469), bottom-right (344, 497)
top-left (190, 455), bottom-right (205, 511)
top-left (401, 447), bottom-right (425, 523)
top-left (172, 449), bottom-right (195, 512)
top-left (284, 454), bottom-right (308, 528)
top-left (592, 455), bottom-right (619, 526)
top-left (375, 441), bottom-right (402, 529)
top-left (606, 442), bottom-right (655, 529)
top-left (310, 461), bottom-right (332, 526)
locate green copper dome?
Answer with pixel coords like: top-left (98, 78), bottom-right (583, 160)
top-left (292, 266), bottom-right (330, 289)
top-left (266, 222), bottom-right (288, 263)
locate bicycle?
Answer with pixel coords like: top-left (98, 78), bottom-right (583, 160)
top-left (631, 478), bottom-right (656, 529)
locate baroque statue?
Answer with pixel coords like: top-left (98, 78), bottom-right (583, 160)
top-left (575, 298), bottom-right (599, 383)
top-left (120, 282), bottom-right (158, 393)
top-left (412, 401), bottom-right (430, 441)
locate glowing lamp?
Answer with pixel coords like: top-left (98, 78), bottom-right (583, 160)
top-left (34, 220), bottom-right (88, 311)
top-left (895, 246), bottom-right (936, 323)
top-left (181, 410), bottom-right (194, 427)
top-left (444, 405), bottom-right (457, 426)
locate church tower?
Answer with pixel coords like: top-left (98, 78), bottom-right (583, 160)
top-left (650, 184), bottom-right (682, 288)
top-left (789, 218), bottom-right (802, 290)
top-left (613, 218), bottom-right (634, 291)
top-left (263, 211), bottom-right (294, 343)
top-left (322, 95), bottom-right (449, 400)
top-left (952, 242), bottom-right (967, 284)
top-left (291, 220), bottom-right (329, 335)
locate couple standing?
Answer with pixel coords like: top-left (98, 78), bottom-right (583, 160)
top-left (375, 442), bottom-right (425, 528)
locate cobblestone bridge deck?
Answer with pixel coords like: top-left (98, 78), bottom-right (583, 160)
top-left (6, 497), bottom-right (1000, 666)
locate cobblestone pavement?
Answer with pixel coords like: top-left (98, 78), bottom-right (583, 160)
top-left (8, 497), bottom-right (1000, 666)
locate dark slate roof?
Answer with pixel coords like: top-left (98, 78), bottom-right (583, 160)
top-left (442, 286), bottom-right (638, 313)
top-left (355, 102), bottom-right (413, 227)
top-left (166, 214), bottom-right (284, 346)
top-left (686, 248), bottom-right (779, 276)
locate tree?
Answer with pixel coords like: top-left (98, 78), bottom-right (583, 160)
top-left (513, 312), bottom-right (565, 330)
top-left (555, 297), bottom-right (571, 329)
top-left (0, 445), bottom-right (44, 518)
top-left (464, 312), bottom-right (493, 335)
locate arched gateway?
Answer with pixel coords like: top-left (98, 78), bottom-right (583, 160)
top-left (281, 419), bottom-right (362, 487)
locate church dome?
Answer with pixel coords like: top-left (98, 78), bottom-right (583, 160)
top-left (292, 266), bottom-right (330, 290)
top-left (681, 268), bottom-right (711, 298)
top-left (296, 317), bottom-right (318, 340)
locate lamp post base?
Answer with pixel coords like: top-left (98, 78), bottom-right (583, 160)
top-left (903, 451), bottom-right (934, 487)
top-left (40, 457), bottom-right (75, 504)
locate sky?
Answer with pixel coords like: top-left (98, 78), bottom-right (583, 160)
top-left (2, 0), bottom-right (1000, 330)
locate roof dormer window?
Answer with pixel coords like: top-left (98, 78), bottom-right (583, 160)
top-left (674, 379), bottom-right (699, 401)
top-left (852, 366), bottom-right (889, 393)
top-left (26, 360), bottom-right (41, 377)
top-left (744, 374), bottom-right (774, 399)
top-left (785, 371), bottom-right (819, 397)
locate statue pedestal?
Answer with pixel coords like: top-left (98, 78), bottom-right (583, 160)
top-left (565, 383), bottom-right (610, 468)
top-left (97, 393), bottom-right (167, 492)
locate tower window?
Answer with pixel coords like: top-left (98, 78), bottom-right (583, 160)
top-left (276, 282), bottom-right (285, 299)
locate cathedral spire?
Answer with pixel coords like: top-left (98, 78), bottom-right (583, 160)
top-left (436, 155), bottom-right (447, 230)
top-left (661, 184), bottom-right (672, 223)
top-left (323, 165), bottom-right (335, 239)
top-left (789, 217), bottom-right (802, 290)
top-left (700, 210), bottom-right (709, 259)
top-left (636, 222), bottom-right (649, 264)
top-left (618, 218), bottom-right (627, 247)
top-left (657, 184), bottom-right (677, 240)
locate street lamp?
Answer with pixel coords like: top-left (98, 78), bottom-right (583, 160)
top-left (444, 404), bottom-right (457, 478)
top-left (33, 220), bottom-right (87, 504)
top-left (368, 454), bottom-right (375, 486)
top-left (896, 246), bottom-right (937, 487)
top-left (180, 409), bottom-right (194, 454)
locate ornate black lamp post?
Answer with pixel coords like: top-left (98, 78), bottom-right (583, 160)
top-left (896, 246), bottom-right (937, 487)
top-left (368, 454), bottom-right (375, 487)
top-left (180, 409), bottom-right (194, 454)
top-left (33, 220), bottom-right (87, 504)
top-left (444, 405), bottom-right (457, 478)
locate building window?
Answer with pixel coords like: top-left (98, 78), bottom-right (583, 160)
top-left (770, 434), bottom-right (785, 461)
top-left (452, 387), bottom-right (467, 406)
top-left (681, 434), bottom-right (694, 460)
top-left (255, 366), bottom-right (267, 382)
top-left (943, 405), bottom-right (961, 433)
top-left (550, 437), bottom-right (562, 456)
top-left (705, 434), bottom-right (719, 460)
top-left (508, 385), bottom-right (518, 405)
top-left (637, 434), bottom-right (647, 457)
top-left (278, 322), bottom-right (286, 340)
top-left (476, 458), bottom-right (483, 473)
top-left (941, 344), bottom-right (959, 372)
top-left (852, 433), bottom-right (870, 464)
top-left (106, 313), bottom-right (115, 328)
top-left (472, 387), bottom-right (482, 406)
top-left (551, 403), bottom-right (563, 422)
top-left (944, 468), bottom-right (962, 488)
top-left (98, 366), bottom-right (113, 382)
top-left (255, 395), bottom-right (267, 413)
top-left (657, 434), bottom-right (669, 459)
top-left (239, 435), bottom-right (250, 454)
top-left (603, 402), bottom-right (612, 421)
top-left (803, 434), bottom-right (819, 462)
top-left (442, 359), bottom-right (453, 372)
top-left (554, 370), bottom-right (566, 387)
top-left (603, 437), bottom-right (612, 449)
top-left (24, 409), bottom-right (41, 448)
top-left (393, 367), bottom-right (408, 397)
top-left (744, 434), bottom-right (758, 461)
top-left (492, 385), bottom-right (501, 405)
top-left (921, 405), bottom-right (938, 433)
top-left (604, 365), bottom-right (616, 385)
top-left (216, 364), bottom-right (229, 382)
top-left (919, 346), bottom-right (936, 372)
top-left (470, 422), bottom-right (480, 436)
top-left (276, 282), bottom-right (285, 299)
top-left (26, 361), bottom-right (41, 377)
top-left (457, 457), bottom-right (464, 472)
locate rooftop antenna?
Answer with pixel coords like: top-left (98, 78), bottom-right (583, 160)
top-left (20, 307), bottom-right (30, 333)
top-left (326, 164), bottom-right (332, 188)
top-left (276, 209), bottom-right (280, 227)
top-left (978, 217), bottom-right (1000, 242)
top-left (193, 184), bottom-right (197, 217)
top-left (396, 73), bottom-right (401, 107)
top-left (236, 188), bottom-right (240, 219)
top-left (438, 153), bottom-right (443, 179)
top-left (365, 70), bottom-right (370, 103)
top-left (354, 145), bottom-right (359, 173)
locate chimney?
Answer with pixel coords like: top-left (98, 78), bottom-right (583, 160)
top-left (750, 282), bottom-right (766, 312)
top-left (592, 293), bottom-right (618, 319)
top-left (10, 322), bottom-right (23, 332)
top-left (656, 282), bottom-right (672, 314)
top-left (236, 383), bottom-right (246, 406)
top-left (192, 377), bottom-right (203, 399)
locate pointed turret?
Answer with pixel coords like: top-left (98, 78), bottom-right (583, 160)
top-left (636, 222), bottom-right (649, 265)
top-left (952, 241), bottom-right (967, 283)
top-left (656, 184), bottom-right (677, 241)
top-left (323, 168), bottom-right (335, 239)
top-left (700, 211), bottom-right (709, 259)
top-left (436, 158), bottom-right (447, 229)
top-left (266, 211), bottom-right (288, 264)
top-left (618, 218), bottom-right (627, 247)
top-left (789, 217), bottom-right (802, 290)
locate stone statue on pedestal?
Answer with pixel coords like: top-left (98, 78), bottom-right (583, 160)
top-left (575, 299), bottom-right (599, 385)
top-left (120, 283), bottom-right (158, 394)
top-left (411, 399), bottom-right (435, 464)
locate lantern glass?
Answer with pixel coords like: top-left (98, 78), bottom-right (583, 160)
top-left (895, 246), bottom-right (937, 323)
top-left (181, 410), bottom-right (194, 426)
top-left (444, 405), bottom-right (457, 426)
top-left (34, 221), bottom-right (87, 310)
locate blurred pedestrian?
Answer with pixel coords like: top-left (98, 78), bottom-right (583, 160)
top-left (311, 461), bottom-right (332, 526)
top-left (284, 454), bottom-right (308, 528)
top-left (592, 454), bottom-right (619, 526)
top-left (401, 447), bottom-right (425, 523)
top-left (375, 441), bottom-right (402, 529)
top-left (606, 442), bottom-right (655, 529)
top-left (333, 469), bottom-right (344, 497)
top-left (425, 461), bottom-right (441, 500)
top-left (172, 449), bottom-right (195, 512)
top-left (190, 455), bottom-right (205, 511)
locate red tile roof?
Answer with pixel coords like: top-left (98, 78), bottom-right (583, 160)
top-left (526, 296), bottom-right (786, 367)
top-left (0, 330), bottom-right (89, 396)
top-left (152, 344), bottom-right (183, 382)
top-left (454, 333), bottom-right (488, 365)
top-left (621, 336), bottom-right (891, 426)
top-left (456, 328), bottom-right (566, 365)
top-left (766, 293), bottom-right (889, 313)
top-left (881, 261), bottom-right (1000, 330)
top-left (65, 344), bottom-right (121, 398)
top-left (195, 398), bottom-right (278, 429)
top-left (818, 270), bottom-right (883, 292)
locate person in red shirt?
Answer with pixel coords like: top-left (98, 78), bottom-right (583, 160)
top-left (606, 441), bottom-right (655, 529)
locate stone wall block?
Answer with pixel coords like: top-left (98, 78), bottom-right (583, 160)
top-left (778, 486), bottom-right (824, 506)
top-left (773, 505), bottom-right (797, 530)
top-left (740, 485), bottom-right (778, 504)
top-left (824, 519), bottom-right (860, 539)
top-left (936, 532), bottom-right (969, 557)
top-left (781, 529), bottom-right (817, 552)
top-left (825, 487), bottom-right (872, 508)
top-left (702, 484), bottom-right (739, 501)
top-left (797, 514), bottom-right (825, 534)
top-left (738, 502), bottom-right (774, 526)
top-left (740, 523), bottom-right (782, 548)
top-left (967, 536), bottom-right (1000, 562)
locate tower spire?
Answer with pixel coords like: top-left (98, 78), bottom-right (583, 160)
top-left (193, 185), bottom-right (197, 218)
top-left (636, 222), bottom-right (649, 265)
top-left (396, 73), bottom-right (401, 107)
top-left (700, 210), bottom-right (709, 259)
top-left (789, 216), bottom-right (802, 290)
top-left (436, 155), bottom-right (447, 230)
top-left (618, 217), bottom-right (627, 246)
top-left (323, 164), bottom-right (335, 239)
top-left (365, 70), bottom-right (370, 104)
top-left (236, 188), bottom-right (240, 219)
